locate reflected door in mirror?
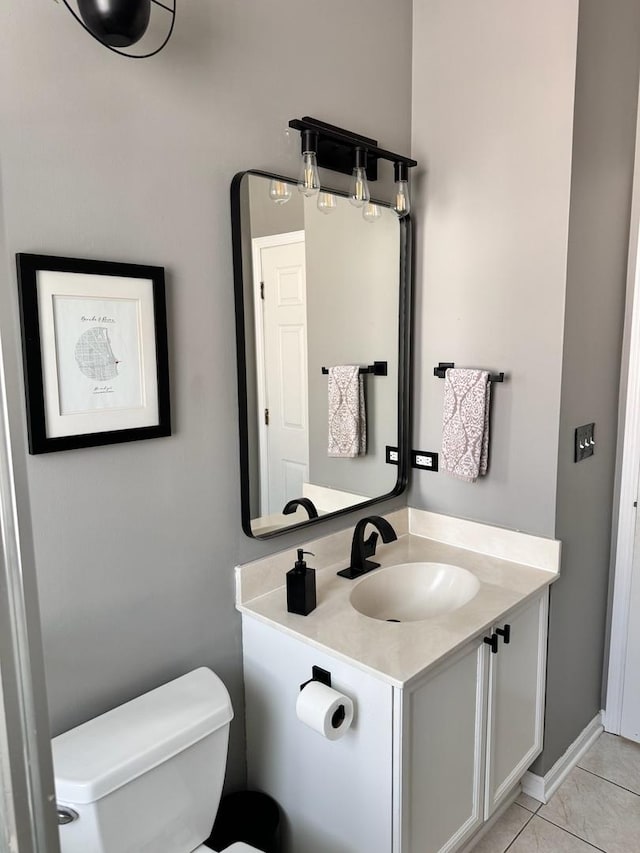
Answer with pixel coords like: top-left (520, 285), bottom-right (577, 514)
top-left (254, 233), bottom-right (309, 515)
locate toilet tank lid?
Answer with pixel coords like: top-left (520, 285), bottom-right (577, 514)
top-left (52, 668), bottom-right (233, 805)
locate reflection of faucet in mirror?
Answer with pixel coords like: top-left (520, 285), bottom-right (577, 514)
top-left (337, 515), bottom-right (397, 579)
top-left (282, 497), bottom-right (319, 520)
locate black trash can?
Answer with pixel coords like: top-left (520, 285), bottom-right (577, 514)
top-left (205, 791), bottom-right (281, 853)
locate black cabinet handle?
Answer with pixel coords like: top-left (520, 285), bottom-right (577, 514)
top-left (496, 624), bottom-right (511, 644)
top-left (484, 633), bottom-right (499, 654)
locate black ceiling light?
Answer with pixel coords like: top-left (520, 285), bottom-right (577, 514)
top-left (59, 0), bottom-right (176, 58)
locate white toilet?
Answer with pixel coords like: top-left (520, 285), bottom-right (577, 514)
top-left (52, 667), bottom-right (262, 853)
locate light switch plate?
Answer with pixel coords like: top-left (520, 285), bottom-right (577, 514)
top-left (575, 423), bottom-right (595, 462)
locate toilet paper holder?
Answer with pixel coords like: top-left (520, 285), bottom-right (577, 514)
top-left (300, 665), bottom-right (332, 691)
top-left (297, 667), bottom-right (353, 736)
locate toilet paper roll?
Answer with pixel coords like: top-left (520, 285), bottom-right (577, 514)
top-left (296, 680), bottom-right (354, 740)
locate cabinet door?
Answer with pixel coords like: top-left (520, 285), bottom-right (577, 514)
top-left (484, 590), bottom-right (549, 818)
top-left (400, 638), bottom-right (488, 853)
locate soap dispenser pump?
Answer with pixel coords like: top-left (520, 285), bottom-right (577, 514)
top-left (287, 549), bottom-right (317, 616)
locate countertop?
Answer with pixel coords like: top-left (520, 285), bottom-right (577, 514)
top-left (236, 520), bottom-right (559, 688)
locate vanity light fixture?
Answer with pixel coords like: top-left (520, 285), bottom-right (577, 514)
top-left (289, 116), bottom-right (417, 218)
top-left (317, 191), bottom-right (338, 214)
top-left (297, 130), bottom-right (321, 198)
top-left (269, 179), bottom-right (293, 205)
top-left (58, 0), bottom-right (176, 58)
top-left (349, 148), bottom-right (371, 209)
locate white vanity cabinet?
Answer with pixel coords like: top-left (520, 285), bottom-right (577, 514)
top-left (241, 589), bottom-right (549, 853)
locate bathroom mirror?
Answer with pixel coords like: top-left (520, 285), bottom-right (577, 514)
top-left (231, 170), bottom-right (411, 538)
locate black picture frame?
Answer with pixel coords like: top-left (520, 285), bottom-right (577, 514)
top-left (16, 253), bottom-right (171, 454)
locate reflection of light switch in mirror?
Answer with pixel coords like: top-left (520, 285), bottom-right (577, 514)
top-left (575, 423), bottom-right (595, 462)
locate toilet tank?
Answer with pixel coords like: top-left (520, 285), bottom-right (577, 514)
top-left (52, 667), bottom-right (234, 853)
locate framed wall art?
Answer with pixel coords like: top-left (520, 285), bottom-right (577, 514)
top-left (16, 253), bottom-right (171, 454)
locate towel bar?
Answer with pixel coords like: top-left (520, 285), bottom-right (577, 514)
top-left (433, 362), bottom-right (505, 382)
top-left (322, 361), bottom-right (388, 376)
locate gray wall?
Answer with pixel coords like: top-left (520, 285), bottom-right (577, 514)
top-left (536, 0), bottom-right (640, 773)
top-left (306, 195), bottom-right (400, 498)
top-left (410, 0), bottom-right (640, 775)
top-left (410, 0), bottom-right (579, 537)
top-left (0, 0), bottom-right (412, 791)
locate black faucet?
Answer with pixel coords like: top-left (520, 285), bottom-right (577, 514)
top-left (282, 497), bottom-right (319, 519)
top-left (337, 515), bottom-right (398, 579)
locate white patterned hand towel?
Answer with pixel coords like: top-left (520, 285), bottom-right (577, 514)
top-left (327, 365), bottom-right (367, 458)
top-left (442, 368), bottom-right (491, 481)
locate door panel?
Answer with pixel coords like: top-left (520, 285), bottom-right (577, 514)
top-left (403, 639), bottom-right (488, 853)
top-left (278, 325), bottom-right (306, 428)
top-left (485, 591), bottom-right (548, 817)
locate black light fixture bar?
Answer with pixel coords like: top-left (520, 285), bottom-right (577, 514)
top-left (290, 117), bottom-right (378, 149)
top-left (289, 116), bottom-right (417, 181)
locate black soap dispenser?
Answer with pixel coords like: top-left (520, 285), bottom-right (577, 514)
top-left (287, 549), bottom-right (317, 616)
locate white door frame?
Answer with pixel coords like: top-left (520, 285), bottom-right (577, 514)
top-left (605, 82), bottom-right (640, 734)
top-left (251, 230), bottom-right (305, 514)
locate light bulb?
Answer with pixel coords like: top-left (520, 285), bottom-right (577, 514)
top-left (298, 152), bottom-right (320, 197)
top-left (317, 191), bottom-right (338, 214)
top-left (393, 181), bottom-right (411, 216)
top-left (349, 166), bottom-right (370, 208)
top-left (269, 179), bottom-right (292, 205)
top-left (362, 202), bottom-right (382, 223)
top-left (349, 148), bottom-right (370, 208)
top-left (349, 168), bottom-right (370, 208)
top-left (393, 162), bottom-right (411, 217)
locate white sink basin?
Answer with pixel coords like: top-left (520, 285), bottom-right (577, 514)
top-left (349, 562), bottom-right (481, 622)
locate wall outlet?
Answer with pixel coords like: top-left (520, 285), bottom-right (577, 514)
top-left (386, 445), bottom-right (399, 465)
top-left (412, 450), bottom-right (439, 471)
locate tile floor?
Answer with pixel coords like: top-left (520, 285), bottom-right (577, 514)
top-left (470, 732), bottom-right (640, 852)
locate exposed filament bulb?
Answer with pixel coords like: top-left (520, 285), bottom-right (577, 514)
top-left (349, 148), bottom-right (370, 208)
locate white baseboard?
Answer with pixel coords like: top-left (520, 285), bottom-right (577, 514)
top-left (601, 707), bottom-right (619, 735)
top-left (521, 711), bottom-right (603, 803)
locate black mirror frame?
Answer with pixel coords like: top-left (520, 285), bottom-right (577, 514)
top-left (231, 169), bottom-right (412, 539)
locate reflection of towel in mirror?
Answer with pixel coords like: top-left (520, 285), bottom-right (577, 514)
top-left (441, 368), bottom-right (491, 481)
top-left (327, 365), bottom-right (367, 458)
